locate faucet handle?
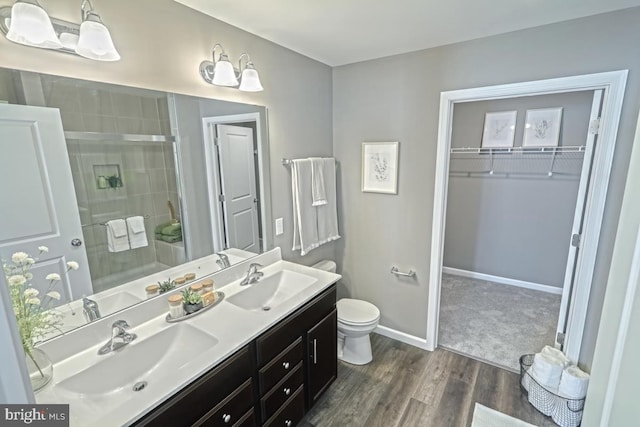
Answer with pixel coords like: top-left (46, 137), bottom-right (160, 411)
top-left (249, 263), bottom-right (263, 270)
top-left (112, 320), bottom-right (130, 330)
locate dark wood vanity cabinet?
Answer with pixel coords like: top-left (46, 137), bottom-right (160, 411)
top-left (133, 284), bottom-right (337, 427)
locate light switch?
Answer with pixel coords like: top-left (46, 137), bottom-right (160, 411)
top-left (275, 218), bottom-right (284, 236)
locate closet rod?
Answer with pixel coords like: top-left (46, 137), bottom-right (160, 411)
top-left (449, 145), bottom-right (585, 154)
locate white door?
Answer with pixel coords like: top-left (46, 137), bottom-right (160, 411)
top-left (0, 104), bottom-right (92, 304)
top-left (216, 124), bottom-right (260, 253)
top-left (556, 90), bottom-right (603, 349)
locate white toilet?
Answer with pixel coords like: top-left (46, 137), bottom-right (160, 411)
top-left (313, 260), bottom-right (381, 365)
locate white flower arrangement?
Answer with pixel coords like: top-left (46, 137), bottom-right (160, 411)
top-left (3, 247), bottom-right (79, 376)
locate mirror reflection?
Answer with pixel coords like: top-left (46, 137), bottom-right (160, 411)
top-left (0, 68), bottom-right (271, 339)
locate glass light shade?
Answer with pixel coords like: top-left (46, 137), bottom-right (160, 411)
top-left (59, 32), bottom-right (78, 50)
top-left (75, 20), bottom-right (120, 61)
top-left (212, 57), bottom-right (239, 87)
top-left (6, 2), bottom-right (62, 49)
top-left (239, 67), bottom-right (263, 92)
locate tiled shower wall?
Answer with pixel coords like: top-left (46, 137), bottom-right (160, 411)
top-left (39, 76), bottom-right (182, 293)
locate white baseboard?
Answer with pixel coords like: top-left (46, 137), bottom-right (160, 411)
top-left (442, 266), bottom-right (562, 295)
top-left (374, 325), bottom-right (430, 350)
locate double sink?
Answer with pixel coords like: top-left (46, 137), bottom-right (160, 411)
top-left (42, 260), bottom-right (321, 407)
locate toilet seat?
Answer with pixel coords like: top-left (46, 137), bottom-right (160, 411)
top-left (337, 298), bottom-right (380, 325)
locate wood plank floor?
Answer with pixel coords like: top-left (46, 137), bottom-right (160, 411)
top-left (301, 334), bottom-right (555, 427)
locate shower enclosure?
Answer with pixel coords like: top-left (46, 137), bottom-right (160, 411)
top-left (65, 133), bottom-right (184, 293)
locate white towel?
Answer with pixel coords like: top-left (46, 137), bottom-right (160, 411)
top-left (558, 365), bottom-right (589, 399)
top-left (126, 216), bottom-right (148, 249)
top-left (106, 219), bottom-right (130, 252)
top-left (530, 352), bottom-right (564, 392)
top-left (310, 157), bottom-right (327, 206)
top-left (541, 345), bottom-right (571, 367)
top-left (291, 158), bottom-right (341, 256)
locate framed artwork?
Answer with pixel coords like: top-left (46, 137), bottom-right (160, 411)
top-left (481, 111), bottom-right (517, 148)
top-left (362, 141), bottom-right (399, 194)
top-left (523, 107), bottom-right (563, 148)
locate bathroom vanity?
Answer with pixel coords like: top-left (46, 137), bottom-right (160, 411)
top-left (135, 285), bottom-right (337, 427)
top-left (34, 248), bottom-right (340, 427)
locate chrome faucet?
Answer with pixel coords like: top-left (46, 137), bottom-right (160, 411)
top-left (98, 320), bottom-right (137, 355)
top-left (82, 297), bottom-right (101, 322)
top-left (240, 263), bottom-right (263, 285)
top-left (216, 252), bottom-right (231, 269)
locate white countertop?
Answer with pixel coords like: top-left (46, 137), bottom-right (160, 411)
top-left (35, 249), bottom-right (340, 427)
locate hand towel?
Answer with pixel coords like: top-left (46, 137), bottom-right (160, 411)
top-left (292, 159), bottom-right (319, 255)
top-left (530, 352), bottom-right (564, 392)
top-left (106, 219), bottom-right (130, 252)
top-left (558, 365), bottom-right (590, 399)
top-left (291, 158), bottom-right (340, 256)
top-left (310, 157), bottom-right (327, 206)
top-left (126, 216), bottom-right (148, 249)
top-left (316, 158), bottom-right (340, 245)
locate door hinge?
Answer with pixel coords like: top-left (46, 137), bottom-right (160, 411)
top-left (556, 332), bottom-right (566, 345)
top-left (213, 137), bottom-right (219, 147)
top-left (218, 194), bottom-right (225, 203)
top-left (571, 233), bottom-right (581, 248)
top-left (589, 118), bottom-right (601, 135)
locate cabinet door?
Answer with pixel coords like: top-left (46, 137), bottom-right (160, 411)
top-left (306, 308), bottom-right (337, 406)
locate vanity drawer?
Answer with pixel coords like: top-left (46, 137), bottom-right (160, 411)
top-left (256, 285), bottom-right (336, 366)
top-left (263, 386), bottom-right (305, 427)
top-left (259, 337), bottom-right (303, 394)
top-left (260, 362), bottom-right (304, 421)
top-left (235, 409), bottom-right (256, 427)
top-left (195, 378), bottom-right (254, 427)
top-left (134, 345), bottom-right (253, 426)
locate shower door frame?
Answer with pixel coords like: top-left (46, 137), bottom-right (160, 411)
top-left (426, 70), bottom-right (628, 362)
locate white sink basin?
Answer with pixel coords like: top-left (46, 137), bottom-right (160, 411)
top-left (227, 269), bottom-right (317, 311)
top-left (57, 324), bottom-right (218, 396)
top-left (95, 292), bottom-right (143, 317)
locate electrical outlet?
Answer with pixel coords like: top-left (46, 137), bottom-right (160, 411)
top-left (275, 218), bottom-right (284, 235)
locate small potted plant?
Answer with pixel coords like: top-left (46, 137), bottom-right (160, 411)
top-left (158, 278), bottom-right (176, 294)
top-left (181, 287), bottom-right (203, 314)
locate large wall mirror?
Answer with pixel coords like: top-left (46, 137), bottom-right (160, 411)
top-left (0, 67), bottom-right (272, 340)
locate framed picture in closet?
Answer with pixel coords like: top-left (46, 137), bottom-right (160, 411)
top-left (523, 107), bottom-right (563, 148)
top-left (481, 111), bottom-right (517, 148)
top-left (362, 141), bottom-right (399, 194)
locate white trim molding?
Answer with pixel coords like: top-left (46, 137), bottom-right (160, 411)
top-left (442, 267), bottom-right (563, 295)
top-left (427, 70), bottom-right (629, 357)
top-left (374, 325), bottom-right (429, 350)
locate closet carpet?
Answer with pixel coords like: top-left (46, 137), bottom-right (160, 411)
top-left (438, 273), bottom-right (561, 372)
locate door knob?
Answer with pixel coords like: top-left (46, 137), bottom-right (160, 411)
top-left (71, 238), bottom-right (83, 247)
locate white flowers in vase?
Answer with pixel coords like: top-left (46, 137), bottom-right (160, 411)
top-left (3, 247), bottom-right (79, 381)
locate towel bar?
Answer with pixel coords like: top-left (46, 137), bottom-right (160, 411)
top-left (82, 214), bottom-right (150, 228)
top-left (390, 266), bottom-right (416, 278)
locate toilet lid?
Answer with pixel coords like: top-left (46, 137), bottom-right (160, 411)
top-left (337, 298), bottom-right (380, 324)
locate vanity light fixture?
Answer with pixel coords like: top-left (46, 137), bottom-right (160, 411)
top-left (0, 0), bottom-right (120, 61)
top-left (200, 43), bottom-right (264, 92)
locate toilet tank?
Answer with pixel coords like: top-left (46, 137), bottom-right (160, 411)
top-left (312, 260), bottom-right (337, 273)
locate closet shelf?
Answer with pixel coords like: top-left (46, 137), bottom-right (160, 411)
top-left (449, 145), bottom-right (586, 177)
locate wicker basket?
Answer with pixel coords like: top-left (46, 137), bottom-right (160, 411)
top-left (519, 354), bottom-right (585, 427)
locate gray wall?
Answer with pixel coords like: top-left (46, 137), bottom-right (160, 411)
top-left (444, 92), bottom-right (593, 287)
top-left (333, 7), bottom-right (640, 367)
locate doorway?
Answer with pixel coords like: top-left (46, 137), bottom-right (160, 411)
top-left (203, 113), bottom-right (265, 254)
top-left (426, 71), bottom-right (628, 364)
top-left (438, 91), bottom-right (595, 370)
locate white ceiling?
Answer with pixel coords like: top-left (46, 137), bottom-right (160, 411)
top-left (176, 0), bottom-right (640, 66)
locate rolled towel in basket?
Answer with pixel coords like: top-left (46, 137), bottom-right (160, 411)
top-left (541, 345), bottom-right (571, 367)
top-left (558, 366), bottom-right (590, 399)
top-left (531, 352), bottom-right (564, 392)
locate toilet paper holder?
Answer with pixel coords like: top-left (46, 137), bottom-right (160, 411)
top-left (390, 266), bottom-right (416, 278)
